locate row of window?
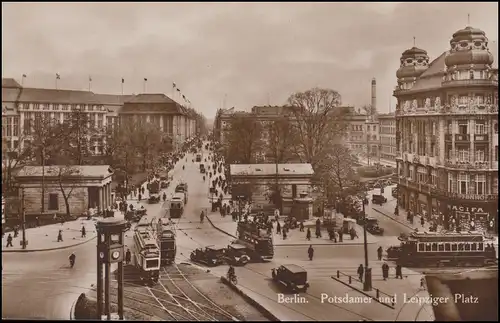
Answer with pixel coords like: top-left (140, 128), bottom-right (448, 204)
top-left (446, 147), bottom-right (497, 162)
top-left (350, 124), bottom-right (378, 132)
top-left (349, 135), bottom-right (378, 142)
top-left (446, 120), bottom-right (498, 135)
top-left (417, 242), bottom-right (485, 252)
top-left (402, 93), bottom-right (496, 109)
top-left (19, 103), bottom-right (105, 112)
top-left (380, 137), bottom-right (396, 146)
top-left (379, 126), bottom-right (396, 135)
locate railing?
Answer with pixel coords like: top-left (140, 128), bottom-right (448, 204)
top-left (332, 271), bottom-right (395, 308)
top-left (474, 134), bottom-right (489, 142)
top-left (442, 79), bottom-right (498, 87)
top-left (455, 134), bottom-right (470, 142)
top-left (444, 159), bottom-right (491, 170)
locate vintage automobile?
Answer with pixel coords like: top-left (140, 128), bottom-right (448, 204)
top-left (365, 217), bottom-right (384, 235)
top-left (148, 193), bottom-right (161, 204)
top-left (271, 264), bottom-right (309, 293)
top-left (372, 194), bottom-right (387, 205)
top-left (190, 246), bottom-right (226, 267)
top-left (125, 210), bottom-right (141, 222)
top-left (224, 244), bottom-right (251, 266)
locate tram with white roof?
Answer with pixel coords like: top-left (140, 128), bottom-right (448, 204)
top-left (387, 231), bottom-right (497, 267)
top-left (133, 226), bottom-right (161, 285)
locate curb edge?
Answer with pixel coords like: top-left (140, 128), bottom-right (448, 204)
top-left (2, 235), bottom-right (97, 253)
top-left (372, 208), bottom-right (415, 231)
top-left (205, 214), bottom-right (237, 239)
top-left (220, 276), bottom-right (280, 321)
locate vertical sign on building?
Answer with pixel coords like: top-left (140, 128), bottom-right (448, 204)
top-left (2, 196), bottom-right (5, 224)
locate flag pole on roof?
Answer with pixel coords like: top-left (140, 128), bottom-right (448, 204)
top-left (121, 78), bottom-right (124, 95)
top-left (55, 73), bottom-right (61, 89)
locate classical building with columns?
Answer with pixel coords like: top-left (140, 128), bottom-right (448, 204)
top-left (14, 165), bottom-right (114, 220)
top-left (394, 26), bottom-right (498, 233)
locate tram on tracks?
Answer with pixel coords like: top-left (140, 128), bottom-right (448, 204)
top-left (133, 227), bottom-right (161, 285)
top-left (234, 221), bottom-right (274, 262)
top-left (156, 220), bottom-right (176, 265)
top-left (386, 231), bottom-right (497, 267)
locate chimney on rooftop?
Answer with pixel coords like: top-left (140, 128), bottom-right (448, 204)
top-left (371, 78), bottom-right (377, 112)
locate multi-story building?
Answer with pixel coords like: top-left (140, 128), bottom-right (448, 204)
top-left (394, 26), bottom-right (498, 233)
top-left (344, 112), bottom-right (381, 164)
top-left (1, 79), bottom-right (199, 155)
top-left (378, 113), bottom-right (397, 163)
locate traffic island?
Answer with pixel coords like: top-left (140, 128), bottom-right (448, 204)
top-left (220, 276), bottom-right (279, 322)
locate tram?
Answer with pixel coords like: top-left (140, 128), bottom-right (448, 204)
top-left (156, 220), bottom-right (176, 265)
top-left (386, 231), bottom-right (497, 267)
top-left (234, 221), bottom-right (274, 262)
top-left (133, 227), bottom-right (161, 285)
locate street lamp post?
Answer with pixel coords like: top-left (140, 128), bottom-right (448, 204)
top-left (363, 118), bottom-right (372, 291)
top-left (361, 197), bottom-right (372, 291)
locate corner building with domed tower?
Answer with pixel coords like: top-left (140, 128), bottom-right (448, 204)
top-left (394, 26), bottom-right (498, 234)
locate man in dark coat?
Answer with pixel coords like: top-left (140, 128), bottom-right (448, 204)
top-left (308, 245), bottom-right (314, 260)
top-left (377, 246), bottom-right (383, 261)
top-left (382, 263), bottom-right (389, 280)
top-left (395, 264), bottom-right (403, 279)
top-left (357, 264), bottom-right (364, 282)
top-left (125, 249), bottom-right (132, 265)
top-left (306, 228), bottom-right (311, 241)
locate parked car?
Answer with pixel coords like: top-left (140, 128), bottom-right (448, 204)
top-left (148, 193), bottom-right (161, 204)
top-left (271, 264), bottom-right (309, 293)
top-left (190, 246), bottom-right (226, 267)
top-left (392, 187), bottom-right (398, 198)
top-left (372, 194), bottom-right (387, 205)
top-left (365, 217), bottom-right (384, 235)
top-left (224, 244), bottom-right (251, 266)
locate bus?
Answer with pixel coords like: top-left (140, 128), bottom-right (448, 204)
top-left (235, 221), bottom-right (274, 261)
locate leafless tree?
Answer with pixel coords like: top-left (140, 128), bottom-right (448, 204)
top-left (22, 115), bottom-right (68, 213)
top-left (47, 165), bottom-right (83, 218)
top-left (2, 134), bottom-right (32, 194)
top-left (265, 116), bottom-right (298, 163)
top-left (287, 88), bottom-right (350, 168)
top-left (319, 144), bottom-right (364, 205)
top-left (222, 114), bottom-right (264, 164)
top-left (361, 104), bottom-right (377, 118)
top-left (131, 119), bottom-right (164, 172)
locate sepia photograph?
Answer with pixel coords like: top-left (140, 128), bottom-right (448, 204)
top-left (2, 2), bottom-right (498, 321)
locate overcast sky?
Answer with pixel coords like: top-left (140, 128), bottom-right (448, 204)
top-left (2, 2), bottom-right (498, 118)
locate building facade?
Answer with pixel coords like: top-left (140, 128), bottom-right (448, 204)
top-left (229, 163), bottom-right (314, 214)
top-left (394, 26), bottom-right (498, 233)
top-left (1, 80), bottom-right (198, 155)
top-left (378, 113), bottom-right (397, 163)
top-left (344, 113), bottom-right (381, 164)
top-left (14, 165), bottom-right (113, 220)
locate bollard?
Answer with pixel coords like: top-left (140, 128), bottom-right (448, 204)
top-left (337, 270), bottom-right (340, 278)
top-left (349, 276), bottom-right (352, 284)
top-left (376, 289), bottom-right (380, 299)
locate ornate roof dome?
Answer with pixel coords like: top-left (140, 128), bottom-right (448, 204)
top-left (445, 26), bottom-right (494, 67)
top-left (396, 47), bottom-right (430, 79)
